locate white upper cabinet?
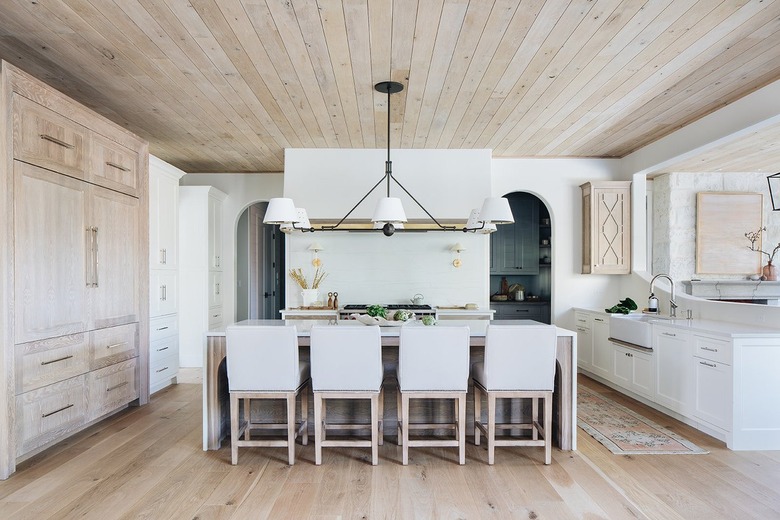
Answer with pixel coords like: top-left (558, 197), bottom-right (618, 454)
top-left (208, 194), bottom-right (223, 271)
top-left (149, 157), bottom-right (184, 270)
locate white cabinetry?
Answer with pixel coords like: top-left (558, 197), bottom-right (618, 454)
top-left (575, 311), bottom-right (593, 371)
top-left (148, 156), bottom-right (184, 393)
top-left (692, 334), bottom-right (732, 431)
top-left (590, 316), bottom-right (612, 380)
top-left (612, 344), bottom-right (654, 399)
top-left (179, 186), bottom-right (227, 368)
top-left (1, 62), bottom-right (149, 479)
top-left (653, 325), bottom-right (693, 414)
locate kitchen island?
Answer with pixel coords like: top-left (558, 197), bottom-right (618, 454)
top-left (202, 320), bottom-right (577, 453)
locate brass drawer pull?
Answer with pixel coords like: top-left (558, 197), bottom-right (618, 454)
top-left (39, 134), bottom-right (75, 149)
top-left (107, 381), bottom-right (129, 392)
top-left (106, 342), bottom-right (126, 350)
top-left (41, 355), bottom-right (74, 366)
top-left (155, 367), bottom-right (169, 373)
top-left (106, 161), bottom-right (131, 172)
top-left (42, 403), bottom-right (74, 418)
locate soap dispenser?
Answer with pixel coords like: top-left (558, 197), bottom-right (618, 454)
top-left (648, 293), bottom-right (659, 313)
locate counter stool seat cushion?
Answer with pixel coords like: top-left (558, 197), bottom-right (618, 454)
top-left (472, 324), bottom-right (557, 465)
top-left (227, 325), bottom-right (309, 466)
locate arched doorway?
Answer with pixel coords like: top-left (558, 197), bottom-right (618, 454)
top-left (235, 202), bottom-right (285, 320)
top-left (489, 192), bottom-right (552, 323)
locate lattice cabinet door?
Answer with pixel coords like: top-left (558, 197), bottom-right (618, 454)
top-left (581, 181), bottom-right (632, 274)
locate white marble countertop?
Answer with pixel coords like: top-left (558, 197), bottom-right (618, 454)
top-left (206, 319), bottom-right (575, 338)
top-left (575, 308), bottom-right (780, 337)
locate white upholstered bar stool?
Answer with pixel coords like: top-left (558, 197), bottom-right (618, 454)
top-left (226, 325), bottom-right (310, 466)
top-left (397, 325), bottom-right (470, 465)
top-left (472, 324), bottom-right (557, 465)
top-left (310, 325), bottom-right (384, 465)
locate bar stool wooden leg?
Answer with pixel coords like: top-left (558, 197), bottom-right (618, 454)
top-left (314, 393), bottom-right (324, 465)
top-left (301, 384), bottom-right (309, 446)
top-left (458, 393), bottom-right (466, 465)
top-left (396, 387), bottom-right (402, 445)
top-left (371, 393), bottom-right (379, 466)
top-left (544, 392), bottom-right (552, 465)
top-left (378, 387), bottom-right (384, 447)
top-left (286, 393), bottom-right (296, 465)
top-left (401, 394), bottom-right (410, 465)
top-left (487, 393), bottom-right (496, 465)
top-left (230, 394), bottom-right (240, 465)
top-left (473, 384), bottom-right (481, 446)
top-left (532, 397), bottom-right (539, 441)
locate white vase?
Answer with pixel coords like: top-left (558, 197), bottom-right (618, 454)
top-left (301, 289), bottom-right (319, 307)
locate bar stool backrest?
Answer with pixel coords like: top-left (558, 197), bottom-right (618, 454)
top-left (226, 325), bottom-right (300, 391)
top-left (398, 326), bottom-right (470, 391)
top-left (310, 325), bottom-right (383, 391)
top-left (483, 324), bottom-right (557, 391)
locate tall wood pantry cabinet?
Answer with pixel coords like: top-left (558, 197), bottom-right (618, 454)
top-left (148, 156), bottom-right (185, 393)
top-left (580, 181), bottom-right (632, 274)
top-left (179, 186), bottom-right (227, 368)
top-left (0, 62), bottom-right (149, 479)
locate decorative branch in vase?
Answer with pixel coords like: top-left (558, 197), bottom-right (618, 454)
top-left (290, 267), bottom-right (328, 307)
top-left (745, 227), bottom-right (780, 281)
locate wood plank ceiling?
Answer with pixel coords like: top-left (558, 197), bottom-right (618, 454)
top-left (1, 0), bottom-right (779, 174)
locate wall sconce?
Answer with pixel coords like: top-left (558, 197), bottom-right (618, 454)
top-left (309, 243), bottom-right (324, 267)
top-left (450, 243), bottom-right (466, 268)
top-left (769, 172), bottom-right (780, 211)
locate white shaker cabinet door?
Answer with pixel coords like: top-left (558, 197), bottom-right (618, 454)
top-left (149, 170), bottom-right (179, 269)
top-left (654, 326), bottom-right (694, 414)
top-left (89, 184), bottom-right (140, 329)
top-left (14, 161), bottom-right (89, 343)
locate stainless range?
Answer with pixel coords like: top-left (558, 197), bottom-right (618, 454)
top-left (339, 304), bottom-right (435, 320)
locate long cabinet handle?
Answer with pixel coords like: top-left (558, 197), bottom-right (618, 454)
top-left (86, 227), bottom-right (93, 286)
top-left (106, 342), bottom-right (126, 350)
top-left (92, 227), bottom-right (99, 287)
top-left (701, 346), bottom-right (718, 352)
top-left (156, 346), bottom-right (169, 352)
top-left (107, 381), bottom-right (129, 392)
top-left (156, 326), bottom-right (169, 331)
top-left (155, 367), bottom-right (169, 373)
top-left (662, 332), bottom-right (676, 337)
top-left (699, 361), bottom-right (717, 368)
top-left (41, 355), bottom-right (74, 366)
top-left (40, 134), bottom-right (75, 149)
top-left (42, 403), bottom-right (74, 418)
top-left (106, 161), bottom-right (130, 172)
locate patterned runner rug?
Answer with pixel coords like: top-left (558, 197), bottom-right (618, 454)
top-left (578, 385), bottom-right (708, 455)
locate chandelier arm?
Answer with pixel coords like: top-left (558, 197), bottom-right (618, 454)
top-left (317, 174), bottom-right (387, 230)
top-left (390, 175), bottom-right (457, 230)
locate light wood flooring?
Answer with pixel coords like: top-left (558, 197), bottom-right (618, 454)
top-left (1, 373), bottom-right (779, 519)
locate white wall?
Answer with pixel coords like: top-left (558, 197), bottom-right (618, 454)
top-left (491, 157), bottom-right (626, 328)
top-left (179, 173), bottom-right (284, 324)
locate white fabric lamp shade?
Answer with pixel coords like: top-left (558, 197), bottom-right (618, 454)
top-left (280, 208), bottom-right (310, 233)
top-left (466, 208), bottom-right (497, 234)
top-left (372, 197), bottom-right (407, 223)
top-left (264, 197), bottom-right (299, 224)
top-left (479, 197), bottom-right (514, 224)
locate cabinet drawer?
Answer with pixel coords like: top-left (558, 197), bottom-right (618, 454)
top-left (16, 374), bottom-right (88, 456)
top-left (497, 305), bottom-right (542, 320)
top-left (88, 358), bottom-right (139, 421)
top-left (90, 133), bottom-right (139, 197)
top-left (150, 335), bottom-right (179, 365)
top-left (90, 323), bottom-right (138, 369)
top-left (150, 353), bottom-right (179, 387)
top-left (15, 333), bottom-right (90, 394)
top-left (575, 311), bottom-right (591, 330)
top-left (693, 334), bottom-right (731, 365)
top-left (13, 95), bottom-right (87, 178)
top-left (208, 307), bottom-right (224, 329)
top-left (150, 314), bottom-right (178, 342)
